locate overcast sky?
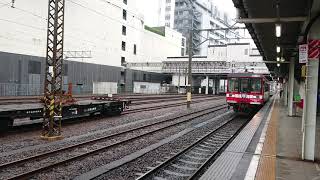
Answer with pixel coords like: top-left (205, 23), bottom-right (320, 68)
top-left (213, 0), bottom-right (236, 19)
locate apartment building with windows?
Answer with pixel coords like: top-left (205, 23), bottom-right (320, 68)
top-left (152, 0), bottom-right (241, 56)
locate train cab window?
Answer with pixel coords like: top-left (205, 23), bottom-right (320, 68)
top-left (229, 78), bottom-right (239, 92)
top-left (264, 83), bottom-right (269, 92)
top-left (251, 78), bottom-right (262, 93)
top-left (240, 78), bottom-right (249, 93)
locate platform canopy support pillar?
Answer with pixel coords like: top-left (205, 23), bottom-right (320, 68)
top-left (42, 0), bottom-right (65, 140)
top-left (212, 77), bottom-right (216, 95)
top-left (284, 79), bottom-right (288, 106)
top-left (216, 78), bottom-right (220, 95)
top-left (302, 17), bottom-right (320, 161)
top-left (288, 57), bottom-right (295, 116)
top-left (205, 76), bottom-right (209, 95)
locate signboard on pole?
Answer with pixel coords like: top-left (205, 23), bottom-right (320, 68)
top-left (308, 39), bottom-right (320, 60)
top-left (299, 44), bottom-right (308, 63)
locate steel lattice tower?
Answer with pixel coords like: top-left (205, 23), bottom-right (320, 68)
top-left (42, 0), bottom-right (65, 139)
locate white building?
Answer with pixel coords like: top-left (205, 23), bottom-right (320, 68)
top-left (149, 0), bottom-right (241, 56)
top-left (0, 0), bottom-right (184, 67)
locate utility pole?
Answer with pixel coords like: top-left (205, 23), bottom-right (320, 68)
top-left (178, 67), bottom-right (181, 93)
top-left (187, 1), bottom-right (193, 109)
top-left (42, 0), bottom-right (65, 140)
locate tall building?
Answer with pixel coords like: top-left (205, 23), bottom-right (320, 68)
top-left (153, 0), bottom-right (241, 56)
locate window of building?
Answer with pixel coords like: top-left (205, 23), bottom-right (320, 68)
top-left (181, 48), bottom-right (185, 56)
top-left (123, 9), bottom-right (127, 20)
top-left (121, 57), bottom-right (126, 66)
top-left (181, 38), bottom-right (185, 47)
top-left (165, 15), bottom-right (170, 20)
top-left (244, 49), bottom-right (248, 55)
top-left (122, 25), bottom-right (126, 35)
top-left (166, 0), bottom-right (171, 3)
top-left (165, 22), bottom-right (170, 27)
top-left (140, 85), bottom-right (146, 89)
top-left (133, 44), bottom-right (137, 55)
top-left (165, 6), bottom-right (171, 11)
top-left (123, 0), bottom-right (127, 4)
top-left (28, 61), bottom-right (41, 74)
top-left (121, 41), bottom-right (126, 51)
top-left (143, 74), bottom-right (147, 81)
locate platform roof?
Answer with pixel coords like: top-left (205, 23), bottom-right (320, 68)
top-left (232, 0), bottom-right (317, 75)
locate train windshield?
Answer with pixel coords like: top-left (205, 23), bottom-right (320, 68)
top-left (251, 78), bottom-right (262, 93)
top-left (240, 78), bottom-right (250, 92)
top-left (228, 78), bottom-right (239, 92)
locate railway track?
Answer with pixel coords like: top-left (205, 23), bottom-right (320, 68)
top-left (130, 95), bottom-right (214, 105)
top-left (8, 96), bottom-right (224, 131)
top-left (0, 94), bottom-right (215, 105)
top-left (136, 116), bottom-right (249, 180)
top-left (123, 96), bottom-right (224, 114)
top-left (0, 104), bottom-right (228, 180)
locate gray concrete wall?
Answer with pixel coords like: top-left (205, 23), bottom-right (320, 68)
top-left (0, 51), bottom-right (169, 95)
top-left (124, 68), bottom-right (171, 93)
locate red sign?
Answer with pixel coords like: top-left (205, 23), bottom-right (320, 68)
top-left (308, 39), bottom-right (320, 60)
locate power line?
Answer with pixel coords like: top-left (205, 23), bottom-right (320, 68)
top-left (0, 1), bottom-right (11, 9)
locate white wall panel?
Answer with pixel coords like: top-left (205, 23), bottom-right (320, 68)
top-left (0, 0), bottom-right (183, 67)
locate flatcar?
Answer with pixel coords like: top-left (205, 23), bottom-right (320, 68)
top-left (226, 73), bottom-right (270, 112)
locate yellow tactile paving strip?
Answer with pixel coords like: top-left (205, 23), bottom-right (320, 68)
top-left (255, 100), bottom-right (279, 180)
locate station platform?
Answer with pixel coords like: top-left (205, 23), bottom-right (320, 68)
top-left (200, 95), bottom-right (320, 180)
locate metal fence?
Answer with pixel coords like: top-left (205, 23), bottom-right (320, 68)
top-left (0, 83), bottom-right (93, 96)
top-left (0, 83), bottom-right (179, 96)
top-left (0, 83), bottom-right (42, 96)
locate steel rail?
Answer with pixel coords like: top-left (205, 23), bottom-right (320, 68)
top-left (136, 116), bottom-right (249, 180)
top-left (1, 104), bottom-right (228, 180)
top-left (131, 95), bottom-right (219, 105)
top-left (7, 96), bottom-right (224, 133)
top-left (124, 96), bottom-right (224, 114)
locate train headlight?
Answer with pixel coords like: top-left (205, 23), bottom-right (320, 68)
top-left (259, 95), bottom-right (263, 99)
top-left (226, 94), bottom-right (229, 97)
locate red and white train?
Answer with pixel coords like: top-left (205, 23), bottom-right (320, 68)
top-left (226, 73), bottom-right (270, 112)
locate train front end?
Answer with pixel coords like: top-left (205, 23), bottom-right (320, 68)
top-left (226, 74), bottom-right (269, 112)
